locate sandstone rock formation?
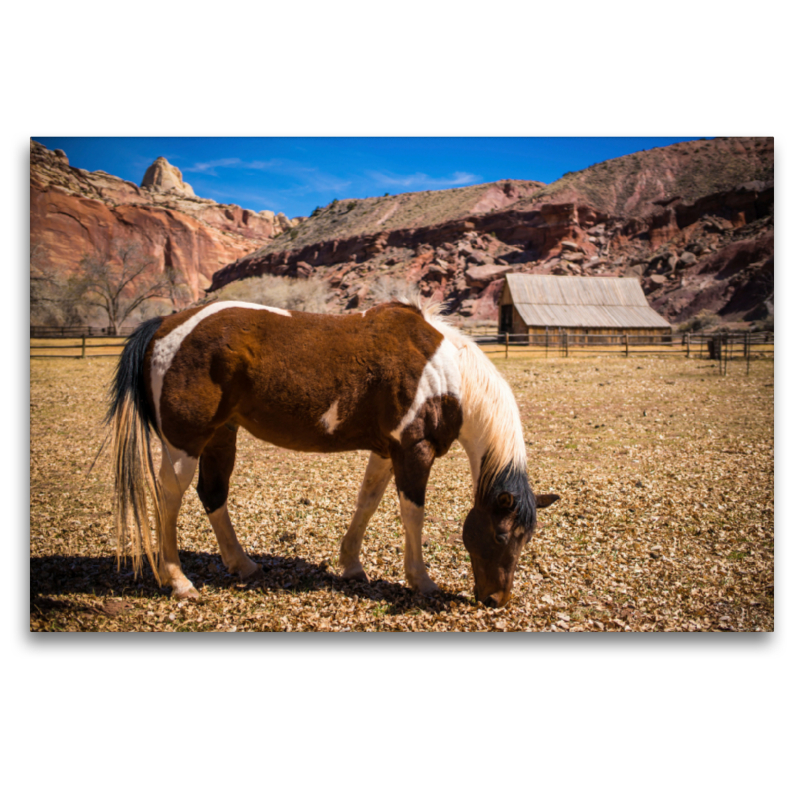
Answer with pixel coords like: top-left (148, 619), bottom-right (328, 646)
top-left (141, 157), bottom-right (196, 197)
top-left (30, 140), bottom-right (294, 301)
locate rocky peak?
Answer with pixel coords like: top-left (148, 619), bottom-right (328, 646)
top-left (30, 141), bottom-right (291, 304)
top-left (141, 156), bottom-right (195, 197)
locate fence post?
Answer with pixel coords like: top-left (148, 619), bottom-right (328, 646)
top-left (565, 332), bottom-right (569, 358)
top-left (724, 334), bottom-right (729, 376)
top-left (746, 331), bottom-right (751, 376)
top-left (505, 332), bottom-right (509, 360)
top-left (81, 335), bottom-right (86, 359)
top-left (546, 328), bottom-right (549, 358)
top-left (625, 334), bottom-right (629, 357)
top-left (723, 335), bottom-right (727, 376)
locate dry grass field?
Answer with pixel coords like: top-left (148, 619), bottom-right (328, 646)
top-left (30, 351), bottom-right (774, 632)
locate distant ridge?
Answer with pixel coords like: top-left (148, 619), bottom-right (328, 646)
top-left (210, 137), bottom-right (773, 326)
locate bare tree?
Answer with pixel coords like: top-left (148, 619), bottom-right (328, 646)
top-left (30, 243), bottom-right (83, 326)
top-left (70, 240), bottom-right (181, 334)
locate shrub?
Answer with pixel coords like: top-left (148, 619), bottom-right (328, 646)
top-left (677, 310), bottom-right (722, 332)
top-left (368, 276), bottom-right (419, 304)
top-left (750, 316), bottom-right (774, 332)
top-left (213, 274), bottom-right (330, 313)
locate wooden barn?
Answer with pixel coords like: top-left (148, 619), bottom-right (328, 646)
top-left (498, 274), bottom-right (672, 342)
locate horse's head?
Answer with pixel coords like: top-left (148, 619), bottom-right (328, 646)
top-left (462, 468), bottom-right (558, 607)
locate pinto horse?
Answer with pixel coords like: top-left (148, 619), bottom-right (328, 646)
top-left (107, 299), bottom-right (557, 607)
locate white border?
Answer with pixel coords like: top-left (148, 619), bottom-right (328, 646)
top-left (10, 2), bottom-right (796, 796)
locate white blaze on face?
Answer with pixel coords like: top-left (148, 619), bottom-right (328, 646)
top-left (150, 301), bottom-right (290, 431)
top-left (391, 337), bottom-right (461, 441)
top-left (320, 398), bottom-right (341, 433)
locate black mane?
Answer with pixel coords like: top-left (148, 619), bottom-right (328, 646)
top-left (479, 458), bottom-right (537, 532)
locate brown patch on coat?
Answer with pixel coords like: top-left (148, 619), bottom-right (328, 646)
top-left (390, 396), bottom-right (463, 506)
top-left (147, 302), bottom-right (454, 460)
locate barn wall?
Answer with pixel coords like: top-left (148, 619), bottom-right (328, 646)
top-left (513, 307), bottom-right (528, 335)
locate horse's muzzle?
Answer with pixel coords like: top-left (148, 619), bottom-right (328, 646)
top-left (475, 587), bottom-right (512, 608)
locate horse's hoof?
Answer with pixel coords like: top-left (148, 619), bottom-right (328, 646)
top-left (241, 565), bottom-right (265, 582)
top-left (410, 578), bottom-right (440, 595)
top-left (173, 585), bottom-right (201, 601)
top-left (342, 565), bottom-right (369, 583)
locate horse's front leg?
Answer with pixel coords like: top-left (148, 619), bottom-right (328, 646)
top-left (392, 441), bottom-right (439, 595)
top-left (339, 452), bottom-right (393, 581)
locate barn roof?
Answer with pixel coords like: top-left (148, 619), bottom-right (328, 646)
top-left (504, 274), bottom-right (671, 329)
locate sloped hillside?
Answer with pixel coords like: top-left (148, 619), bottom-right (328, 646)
top-left (512, 137), bottom-right (773, 218)
top-left (262, 179), bottom-right (545, 254)
top-left (210, 137), bottom-right (773, 325)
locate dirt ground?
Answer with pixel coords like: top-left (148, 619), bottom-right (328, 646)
top-left (29, 351), bottom-right (774, 632)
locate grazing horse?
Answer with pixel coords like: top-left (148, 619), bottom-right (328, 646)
top-left (107, 299), bottom-right (557, 607)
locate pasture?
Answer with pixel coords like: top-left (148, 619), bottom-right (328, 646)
top-left (30, 353), bottom-right (773, 632)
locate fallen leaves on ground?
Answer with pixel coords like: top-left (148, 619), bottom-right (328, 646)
top-left (30, 353), bottom-right (773, 632)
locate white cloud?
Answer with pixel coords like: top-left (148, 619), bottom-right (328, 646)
top-left (183, 158), bottom-right (245, 175)
top-left (366, 170), bottom-right (481, 189)
top-left (182, 157), bottom-right (351, 195)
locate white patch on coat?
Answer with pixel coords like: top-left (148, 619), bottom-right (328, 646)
top-left (424, 311), bottom-right (527, 495)
top-left (398, 491), bottom-right (438, 593)
top-left (207, 502), bottom-right (260, 577)
top-left (320, 398), bottom-right (341, 433)
top-left (390, 337), bottom-right (461, 441)
top-left (157, 438), bottom-right (199, 596)
top-left (159, 438), bottom-right (198, 495)
top-left (151, 301), bottom-right (290, 430)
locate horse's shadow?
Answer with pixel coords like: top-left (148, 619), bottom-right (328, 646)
top-left (30, 551), bottom-right (474, 617)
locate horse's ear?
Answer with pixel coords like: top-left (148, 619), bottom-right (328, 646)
top-left (535, 493), bottom-right (559, 509)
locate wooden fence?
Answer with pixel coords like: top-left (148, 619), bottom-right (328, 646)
top-left (30, 326), bottom-right (774, 371)
top-left (468, 330), bottom-right (774, 372)
top-left (30, 334), bottom-right (130, 359)
top-left (30, 325), bottom-right (139, 338)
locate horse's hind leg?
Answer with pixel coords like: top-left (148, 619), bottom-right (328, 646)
top-left (158, 442), bottom-right (200, 600)
top-left (339, 452), bottom-right (393, 581)
top-left (197, 425), bottom-right (262, 581)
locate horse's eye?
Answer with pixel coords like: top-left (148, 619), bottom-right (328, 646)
top-left (497, 492), bottom-right (515, 509)
top-left (495, 531), bottom-right (510, 545)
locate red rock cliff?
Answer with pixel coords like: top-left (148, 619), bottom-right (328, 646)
top-left (29, 140), bottom-right (291, 300)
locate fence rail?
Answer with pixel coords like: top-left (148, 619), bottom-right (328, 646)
top-left (30, 325), bottom-right (138, 338)
top-left (30, 326), bottom-right (774, 368)
top-left (466, 330), bottom-right (773, 371)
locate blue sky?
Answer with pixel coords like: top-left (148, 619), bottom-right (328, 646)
top-left (35, 136), bottom-right (704, 219)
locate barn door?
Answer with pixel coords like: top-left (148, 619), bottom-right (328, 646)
top-left (500, 305), bottom-right (513, 333)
